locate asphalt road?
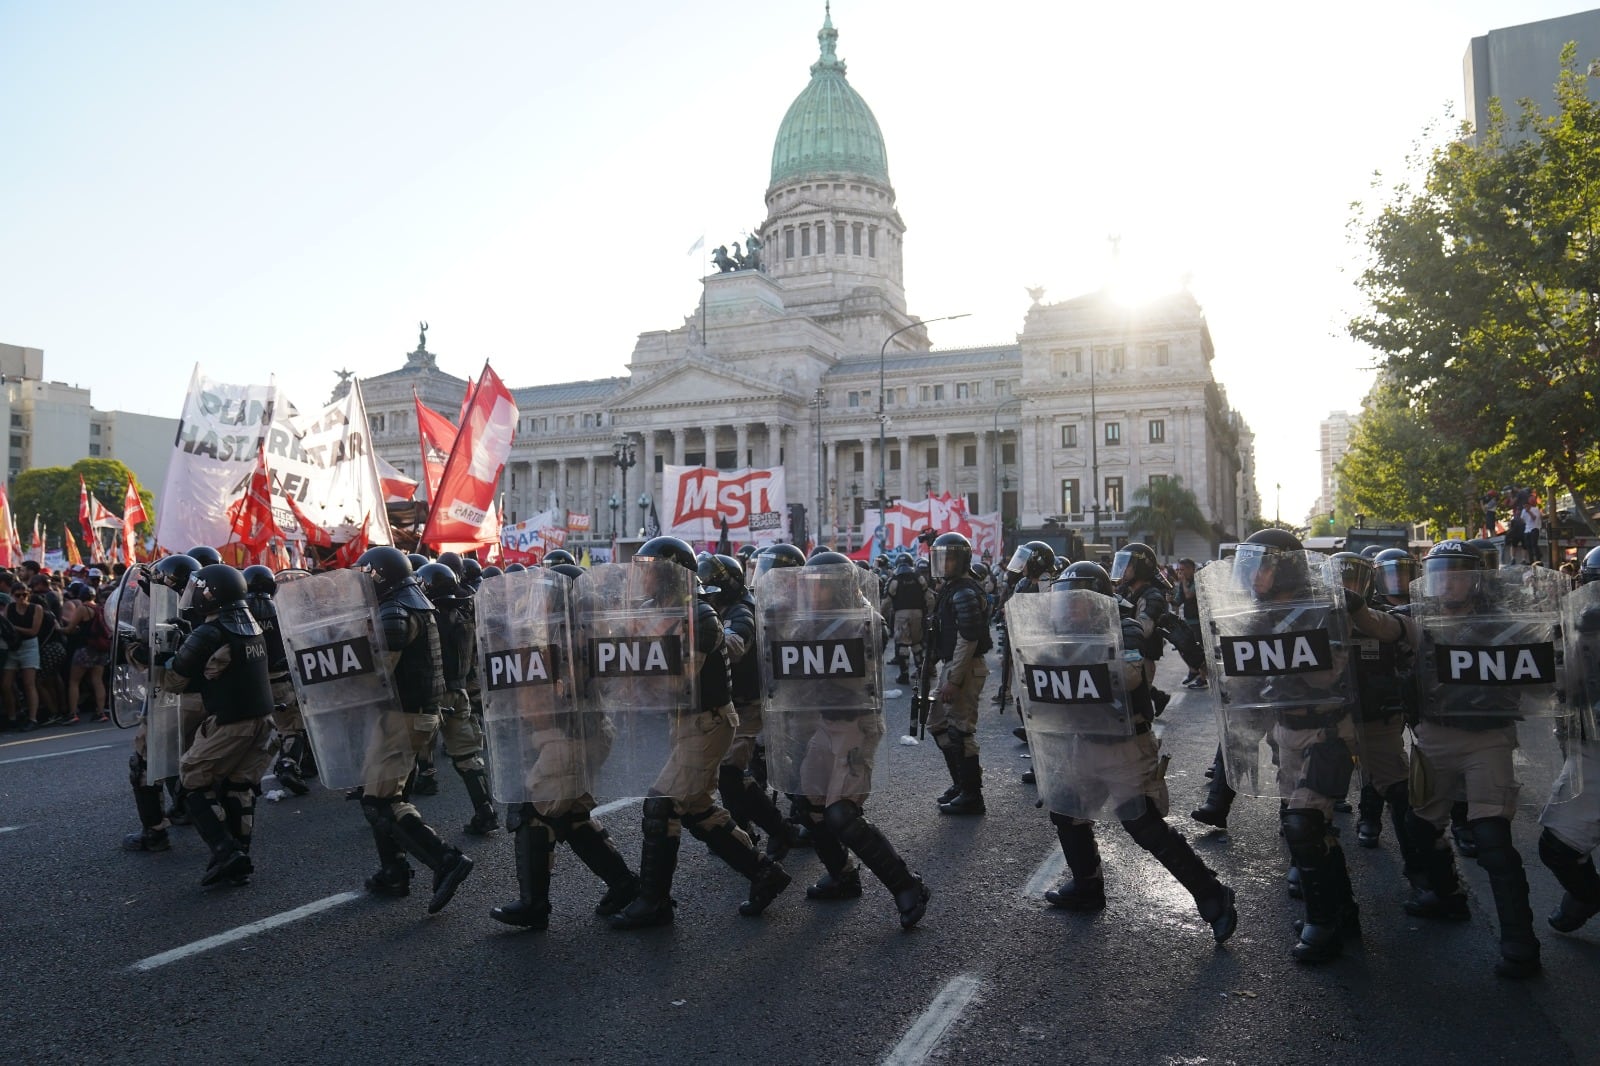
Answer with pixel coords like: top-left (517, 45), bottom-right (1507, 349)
top-left (1, 655), bottom-right (1595, 1066)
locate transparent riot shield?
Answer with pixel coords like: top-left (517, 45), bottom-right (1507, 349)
top-left (109, 571), bottom-right (150, 730)
top-left (1412, 568), bottom-right (1565, 721)
top-left (1538, 577), bottom-right (1600, 811)
top-left (474, 567), bottom-right (590, 805)
top-left (1007, 589), bottom-right (1144, 820)
top-left (1196, 552), bottom-right (1356, 797)
top-left (274, 568), bottom-right (407, 790)
top-left (757, 563), bottom-right (886, 805)
top-left (575, 561), bottom-right (697, 800)
top-left (145, 583), bottom-right (185, 781)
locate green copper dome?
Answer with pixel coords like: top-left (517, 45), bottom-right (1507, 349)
top-left (769, 10), bottom-right (889, 188)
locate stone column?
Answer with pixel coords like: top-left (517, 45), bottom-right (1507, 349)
top-left (672, 428), bottom-right (686, 466)
top-left (702, 424), bottom-right (719, 468)
top-left (937, 433), bottom-right (951, 495)
top-left (583, 455), bottom-right (596, 528)
top-left (734, 423), bottom-right (749, 469)
top-left (640, 430), bottom-right (656, 504)
top-left (899, 434), bottom-right (912, 502)
top-left (768, 423), bottom-right (785, 466)
top-left (977, 430), bottom-right (991, 512)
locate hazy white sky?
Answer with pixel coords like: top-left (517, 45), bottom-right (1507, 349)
top-left (2, 1), bottom-right (1590, 523)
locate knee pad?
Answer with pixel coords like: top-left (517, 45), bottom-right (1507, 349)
top-left (505, 803), bottom-right (532, 833)
top-left (451, 754), bottom-right (486, 775)
top-left (717, 763), bottom-right (746, 797)
top-left (1383, 780), bottom-right (1410, 809)
top-left (641, 796), bottom-right (676, 838)
top-left (1468, 817), bottom-right (1518, 870)
top-left (789, 794), bottom-right (824, 826)
top-left (1120, 808), bottom-right (1171, 851)
top-left (1048, 810), bottom-right (1092, 831)
top-left (1280, 808), bottom-right (1328, 849)
top-left (822, 798), bottom-right (864, 839)
top-left (1538, 827), bottom-right (1586, 872)
top-left (128, 752), bottom-right (147, 789)
top-left (934, 728), bottom-right (964, 754)
top-left (360, 795), bottom-right (398, 831)
top-left (1406, 809), bottom-right (1446, 848)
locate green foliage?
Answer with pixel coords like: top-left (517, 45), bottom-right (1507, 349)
top-left (1122, 476), bottom-right (1211, 558)
top-left (10, 459), bottom-right (154, 555)
top-left (1349, 44), bottom-right (1600, 531)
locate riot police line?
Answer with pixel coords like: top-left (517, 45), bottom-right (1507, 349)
top-left (104, 532), bottom-right (1600, 975)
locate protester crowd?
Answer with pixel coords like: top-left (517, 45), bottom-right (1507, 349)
top-left (0, 560), bottom-right (124, 731)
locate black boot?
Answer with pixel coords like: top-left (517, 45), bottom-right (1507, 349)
top-left (1538, 829), bottom-right (1600, 933)
top-left (218, 780), bottom-right (257, 881)
top-left (1045, 816), bottom-right (1105, 911)
top-left (1191, 747), bottom-right (1234, 829)
top-left (1284, 809), bottom-right (1345, 964)
top-left (1356, 784), bottom-right (1384, 848)
top-left (390, 811), bottom-right (473, 914)
top-left (185, 788), bottom-right (251, 887)
top-left (939, 754), bottom-right (985, 816)
top-left (1385, 781), bottom-right (1424, 887)
top-left (1123, 810), bottom-right (1237, 943)
top-left (805, 819), bottom-right (862, 899)
top-left (458, 767), bottom-right (501, 836)
top-left (1325, 840), bottom-right (1361, 939)
top-left (828, 800), bottom-right (928, 929)
top-left (274, 731), bottom-right (310, 796)
top-left (936, 742), bottom-right (963, 805)
top-left (411, 753), bottom-right (440, 796)
top-left (739, 778), bottom-right (796, 861)
top-left (560, 817), bottom-right (639, 916)
top-left (123, 784), bottom-right (172, 852)
top-left (611, 809), bottom-right (680, 930)
top-left (689, 816), bottom-right (792, 917)
top-left (1403, 812), bottom-right (1470, 921)
top-left (1472, 817), bottom-right (1541, 979)
top-left (717, 764), bottom-right (753, 837)
top-left (491, 824), bottom-right (553, 929)
top-left (360, 798), bottom-right (412, 897)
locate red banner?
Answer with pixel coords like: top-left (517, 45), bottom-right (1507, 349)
top-left (566, 510), bottom-right (591, 532)
top-left (226, 443), bottom-right (282, 553)
top-left (414, 391), bottom-right (459, 501)
top-left (122, 476), bottom-right (147, 564)
top-left (421, 363), bottom-right (518, 552)
top-left (284, 494), bottom-right (334, 548)
top-left (331, 513), bottom-right (371, 569)
top-left (78, 476), bottom-right (93, 549)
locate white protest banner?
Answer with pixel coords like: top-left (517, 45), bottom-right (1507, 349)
top-left (660, 465), bottom-right (787, 546)
top-left (857, 494), bottom-right (1002, 560)
top-left (155, 366), bottom-right (281, 551)
top-left (257, 384), bottom-right (393, 546)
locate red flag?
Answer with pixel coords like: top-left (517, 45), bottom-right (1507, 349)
top-left (78, 476), bottom-right (93, 547)
top-left (414, 390), bottom-right (459, 501)
top-left (331, 513), bottom-right (371, 569)
top-left (284, 494), bottom-right (334, 549)
top-left (63, 524), bottom-right (83, 567)
top-left (457, 379), bottom-right (477, 425)
top-left (226, 443), bottom-right (281, 553)
top-left (375, 452), bottom-right (419, 501)
top-left (421, 363), bottom-right (518, 553)
top-left (0, 484), bottom-right (18, 568)
top-left (122, 476), bottom-right (146, 564)
top-left (29, 514), bottom-right (42, 564)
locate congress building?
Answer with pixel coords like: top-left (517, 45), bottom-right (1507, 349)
top-left (357, 12), bottom-right (1256, 561)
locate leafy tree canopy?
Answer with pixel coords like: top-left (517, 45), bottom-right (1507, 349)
top-left (11, 458), bottom-right (154, 555)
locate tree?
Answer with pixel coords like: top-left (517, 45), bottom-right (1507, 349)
top-left (1123, 476), bottom-right (1211, 558)
top-left (1334, 373), bottom-right (1520, 538)
top-left (1349, 45), bottom-right (1600, 531)
top-left (10, 459), bottom-right (155, 555)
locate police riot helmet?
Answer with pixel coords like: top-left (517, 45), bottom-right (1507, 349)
top-left (1330, 551), bottom-right (1373, 599)
top-left (806, 550), bottom-right (852, 568)
top-left (697, 553), bottom-right (745, 605)
top-left (754, 543), bottom-right (807, 584)
top-left (737, 544), bottom-right (757, 561)
top-left (1005, 540), bottom-right (1057, 579)
top-left (151, 553), bottom-right (202, 592)
top-left (415, 562), bottom-right (461, 603)
top-left (1359, 544), bottom-right (1384, 560)
top-left (186, 545), bottom-right (223, 567)
top-left (1580, 545), bottom-right (1600, 586)
top-left (436, 551), bottom-right (463, 576)
top-left (184, 563), bottom-right (248, 620)
top-left (505, 562), bottom-right (527, 573)
top-left (241, 564), bottom-right (277, 597)
top-left (1465, 537), bottom-right (1502, 571)
top-left (1235, 528), bottom-right (1307, 598)
top-left (460, 558), bottom-right (483, 588)
top-left (635, 536), bottom-right (697, 573)
top-left (1421, 540), bottom-right (1483, 603)
top-left (809, 544), bottom-right (833, 558)
top-left (549, 563), bottom-right (585, 581)
top-left (406, 553), bottom-right (430, 573)
top-left (543, 549), bottom-right (577, 568)
top-left (971, 560), bottom-right (991, 583)
top-left (1055, 560), bottom-right (1114, 596)
top-left (480, 565), bottom-right (504, 580)
top-left (1372, 548), bottom-right (1418, 599)
top-left (356, 545), bottom-right (415, 596)
top-left (1109, 542), bottom-right (1169, 592)
top-left (929, 532), bottom-right (972, 580)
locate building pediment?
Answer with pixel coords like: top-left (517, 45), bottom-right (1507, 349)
top-left (610, 355), bottom-right (794, 413)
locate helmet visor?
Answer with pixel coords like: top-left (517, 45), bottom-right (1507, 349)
top-left (1373, 556), bottom-right (1416, 598)
top-left (929, 544), bottom-right (963, 579)
top-left (1338, 557), bottom-right (1374, 598)
top-left (1421, 553), bottom-right (1480, 600)
top-left (1005, 545), bottom-right (1037, 576)
top-left (1107, 550), bottom-right (1135, 584)
top-left (1232, 542), bottom-right (1279, 595)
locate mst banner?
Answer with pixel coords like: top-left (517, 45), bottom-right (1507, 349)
top-left (660, 464), bottom-right (786, 546)
top-left (857, 493), bottom-right (1002, 560)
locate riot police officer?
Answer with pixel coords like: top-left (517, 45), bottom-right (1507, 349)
top-left (927, 532), bottom-right (993, 815)
top-left (882, 554), bottom-right (932, 686)
top-left (704, 553), bottom-right (794, 858)
top-left (355, 547), bottom-right (474, 913)
top-left (1539, 544), bottom-right (1600, 932)
top-left (609, 537), bottom-right (791, 929)
top-left (417, 562), bottom-right (500, 836)
top-left (1110, 542), bottom-right (1193, 718)
top-left (167, 565), bottom-right (276, 886)
top-left (1029, 563), bottom-right (1237, 942)
top-left (243, 565), bottom-right (311, 797)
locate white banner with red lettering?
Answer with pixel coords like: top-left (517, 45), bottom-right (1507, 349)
top-left (499, 509), bottom-right (563, 563)
top-left (660, 465), bottom-right (787, 546)
top-left (857, 494), bottom-right (1002, 560)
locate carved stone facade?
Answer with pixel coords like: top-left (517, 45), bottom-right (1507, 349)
top-left (357, 14), bottom-right (1253, 558)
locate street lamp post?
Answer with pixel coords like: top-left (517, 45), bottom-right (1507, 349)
top-left (607, 494), bottom-right (620, 537)
top-left (612, 435), bottom-right (636, 533)
top-left (878, 313), bottom-right (969, 548)
top-left (637, 492), bottom-right (652, 536)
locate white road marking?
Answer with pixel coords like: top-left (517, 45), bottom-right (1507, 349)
top-left (0, 726), bottom-right (113, 749)
top-left (592, 796), bottom-right (643, 817)
top-left (129, 891), bottom-right (362, 973)
top-left (1023, 848), bottom-right (1066, 898)
top-left (0, 744), bottom-right (112, 765)
top-left (881, 972), bottom-right (984, 1066)
top-left (0, 826), bottom-right (19, 834)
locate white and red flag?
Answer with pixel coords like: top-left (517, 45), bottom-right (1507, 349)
top-left (421, 363), bottom-right (517, 553)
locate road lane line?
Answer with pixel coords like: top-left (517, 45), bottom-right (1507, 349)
top-left (0, 726), bottom-right (113, 749)
top-left (0, 744), bottom-right (112, 765)
top-left (882, 972), bottom-right (983, 1066)
top-left (0, 826), bottom-right (19, 834)
top-left (129, 891), bottom-right (363, 973)
top-left (1023, 848), bottom-right (1066, 897)
top-left (592, 796), bottom-right (644, 817)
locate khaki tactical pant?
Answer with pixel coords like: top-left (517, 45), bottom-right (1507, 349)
top-left (930, 656), bottom-right (988, 757)
top-left (650, 704), bottom-right (736, 834)
top-left (179, 716), bottom-right (275, 791)
top-left (1410, 720), bottom-right (1520, 826)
